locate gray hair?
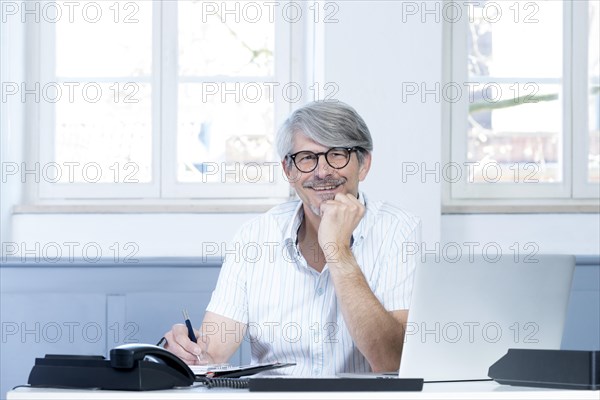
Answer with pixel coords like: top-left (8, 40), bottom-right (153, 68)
top-left (276, 101), bottom-right (373, 167)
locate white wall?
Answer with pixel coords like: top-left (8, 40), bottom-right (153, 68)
top-left (10, 213), bottom-right (257, 258)
top-left (442, 214), bottom-right (600, 256)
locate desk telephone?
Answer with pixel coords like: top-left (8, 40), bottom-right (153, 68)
top-left (28, 344), bottom-right (425, 392)
top-left (28, 344), bottom-right (195, 391)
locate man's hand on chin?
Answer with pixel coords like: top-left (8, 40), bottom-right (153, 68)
top-left (317, 193), bottom-right (364, 263)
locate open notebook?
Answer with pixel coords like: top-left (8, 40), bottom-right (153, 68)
top-left (191, 362), bottom-right (295, 379)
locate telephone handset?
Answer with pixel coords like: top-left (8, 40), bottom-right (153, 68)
top-left (110, 343), bottom-right (195, 380)
top-left (28, 343), bottom-right (195, 391)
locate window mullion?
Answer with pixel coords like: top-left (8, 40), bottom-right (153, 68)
top-left (37, 5), bottom-right (56, 200)
top-left (563, 0), bottom-right (575, 198)
top-left (147, 0), bottom-right (163, 199)
top-left (160, 0), bottom-right (179, 199)
top-left (449, 2), bottom-right (470, 200)
top-left (572, 0), bottom-right (598, 198)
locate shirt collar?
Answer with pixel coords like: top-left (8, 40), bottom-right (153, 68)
top-left (352, 191), bottom-right (370, 245)
top-left (283, 191), bottom-right (370, 247)
top-left (283, 200), bottom-right (304, 246)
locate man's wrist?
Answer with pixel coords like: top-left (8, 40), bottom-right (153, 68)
top-left (326, 245), bottom-right (361, 278)
top-left (323, 242), bottom-right (352, 263)
top-left (328, 254), bottom-right (364, 281)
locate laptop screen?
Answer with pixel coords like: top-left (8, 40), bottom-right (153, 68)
top-left (398, 254), bottom-right (575, 382)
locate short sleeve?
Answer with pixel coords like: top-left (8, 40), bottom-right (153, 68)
top-left (205, 225), bottom-right (251, 323)
top-left (380, 216), bottom-right (421, 311)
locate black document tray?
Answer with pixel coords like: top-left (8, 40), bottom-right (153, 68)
top-left (489, 349), bottom-right (599, 390)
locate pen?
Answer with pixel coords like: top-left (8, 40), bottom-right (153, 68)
top-left (182, 309), bottom-right (202, 364)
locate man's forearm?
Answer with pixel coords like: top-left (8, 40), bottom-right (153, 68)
top-left (328, 249), bottom-right (406, 372)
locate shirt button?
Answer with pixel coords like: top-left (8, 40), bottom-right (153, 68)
top-left (313, 368), bottom-right (321, 375)
top-left (316, 287), bottom-right (324, 296)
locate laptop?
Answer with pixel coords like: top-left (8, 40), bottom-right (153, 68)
top-left (398, 254), bottom-right (575, 382)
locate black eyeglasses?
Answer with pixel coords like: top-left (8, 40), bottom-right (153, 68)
top-left (287, 147), bottom-right (360, 173)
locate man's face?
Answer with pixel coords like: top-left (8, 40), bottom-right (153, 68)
top-left (283, 133), bottom-right (371, 217)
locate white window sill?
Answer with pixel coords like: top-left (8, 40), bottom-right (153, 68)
top-left (443, 200), bottom-right (600, 214)
top-left (13, 199), bottom-right (292, 214)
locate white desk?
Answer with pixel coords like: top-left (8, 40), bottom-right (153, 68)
top-left (7, 381), bottom-right (598, 400)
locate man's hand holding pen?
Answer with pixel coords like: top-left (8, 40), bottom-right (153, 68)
top-left (162, 310), bottom-right (212, 365)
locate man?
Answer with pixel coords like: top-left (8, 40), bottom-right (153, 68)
top-left (164, 101), bottom-right (420, 375)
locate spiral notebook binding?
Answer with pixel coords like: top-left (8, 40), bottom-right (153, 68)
top-left (203, 378), bottom-right (250, 389)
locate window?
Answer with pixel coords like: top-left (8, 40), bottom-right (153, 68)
top-left (33, 0), bottom-right (305, 201)
top-left (446, 0), bottom-right (599, 206)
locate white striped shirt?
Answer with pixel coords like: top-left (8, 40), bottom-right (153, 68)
top-left (206, 192), bottom-right (421, 376)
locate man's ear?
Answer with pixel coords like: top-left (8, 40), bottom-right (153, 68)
top-left (358, 152), bottom-right (372, 181)
top-left (282, 159), bottom-right (299, 183)
top-left (281, 160), bottom-right (291, 178)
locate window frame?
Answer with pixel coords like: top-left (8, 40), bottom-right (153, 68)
top-left (34, 0), bottom-right (301, 202)
top-left (572, 0), bottom-right (600, 199)
top-left (444, 0), bottom-right (600, 209)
